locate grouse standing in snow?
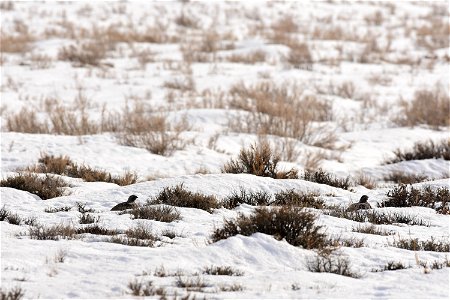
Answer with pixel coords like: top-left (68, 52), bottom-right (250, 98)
top-left (111, 195), bottom-right (138, 211)
top-left (346, 195), bottom-right (371, 212)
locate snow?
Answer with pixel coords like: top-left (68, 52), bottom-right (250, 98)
top-left (1, 1), bottom-right (449, 299)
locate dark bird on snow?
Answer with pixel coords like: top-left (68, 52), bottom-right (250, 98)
top-left (346, 195), bottom-right (371, 212)
top-left (111, 195), bottom-right (138, 211)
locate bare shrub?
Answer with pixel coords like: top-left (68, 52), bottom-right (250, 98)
top-left (180, 30), bottom-right (234, 63)
top-left (118, 102), bottom-right (191, 156)
top-left (0, 21), bottom-right (34, 53)
top-left (110, 223), bottom-right (158, 247)
top-left (176, 276), bottom-right (209, 292)
top-left (46, 98), bottom-right (100, 135)
top-left (271, 16), bottom-right (298, 33)
top-left (203, 266), bottom-right (243, 276)
top-left (306, 252), bottom-right (360, 278)
top-left (303, 169), bottom-right (350, 190)
top-left (29, 223), bottom-right (76, 240)
top-left (211, 206), bottom-right (326, 249)
top-left (222, 142), bottom-right (298, 179)
top-left (287, 42), bottom-right (313, 70)
top-left (5, 102), bottom-right (190, 156)
top-left (353, 172), bottom-right (377, 189)
top-left (78, 213), bottom-right (99, 224)
top-left (6, 93), bottom-right (102, 136)
top-left (181, 42), bottom-right (214, 63)
top-left (395, 86), bottom-right (450, 128)
top-left (416, 18), bottom-right (449, 51)
top-left (161, 229), bottom-right (182, 239)
top-left (99, 22), bottom-right (171, 44)
top-left (219, 283), bottom-right (244, 292)
top-left (34, 154), bottom-right (72, 174)
top-left (0, 173), bottom-right (67, 200)
top-left (128, 205), bottom-right (182, 222)
top-left (31, 153), bottom-right (137, 186)
top-left (226, 50), bottom-right (267, 64)
top-left (380, 184), bottom-right (449, 214)
top-left (29, 53), bottom-right (53, 69)
top-left (0, 286), bottom-right (25, 300)
top-left (336, 81), bottom-right (356, 99)
top-left (5, 108), bottom-right (50, 133)
top-left (58, 41), bottom-right (107, 67)
top-left (223, 188), bottom-right (272, 209)
top-left (392, 237), bottom-right (449, 252)
top-left (76, 224), bottom-right (118, 236)
top-left (323, 207), bottom-right (429, 226)
top-left (175, 11), bottom-right (199, 28)
top-left (0, 1), bottom-right (14, 10)
top-left (0, 210), bottom-right (35, 226)
top-left (128, 280), bottom-right (166, 297)
top-left (423, 258), bottom-right (450, 270)
top-left (352, 224), bottom-right (394, 236)
top-left (272, 190), bottom-right (324, 209)
top-left (149, 184), bottom-right (219, 212)
top-left (385, 139), bottom-right (450, 164)
top-left (371, 261), bottom-right (410, 272)
top-left (228, 81), bottom-right (333, 145)
top-left (6, 212), bottom-right (22, 225)
top-left (75, 202), bottom-right (95, 214)
top-left (133, 48), bottom-right (155, 68)
top-left (383, 172), bottom-right (429, 184)
top-left (0, 206), bottom-right (10, 221)
top-left (311, 25), bottom-right (348, 41)
top-left (163, 76), bottom-right (195, 92)
top-left (327, 236), bottom-right (365, 248)
top-left (301, 150), bottom-right (327, 170)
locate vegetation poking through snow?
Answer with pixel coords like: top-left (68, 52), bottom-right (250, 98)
top-left (222, 188), bottom-right (272, 208)
top-left (109, 223), bottom-right (159, 247)
top-left (126, 205), bottom-right (182, 222)
top-left (323, 207), bottom-right (430, 226)
top-left (271, 189), bottom-right (324, 208)
top-left (128, 279), bottom-right (166, 297)
top-left (303, 169), bottom-right (351, 190)
top-left (29, 223), bottom-right (77, 240)
top-left (306, 252), bottom-right (360, 278)
top-left (211, 206), bottom-right (326, 249)
top-left (383, 172), bottom-right (429, 184)
top-left (30, 153), bottom-right (137, 186)
top-left (44, 206), bottom-right (72, 213)
top-left (76, 224), bottom-right (119, 236)
top-left (381, 184), bottom-right (449, 214)
top-left (371, 261), bottom-right (411, 272)
top-left (391, 237), bottom-right (450, 252)
top-left (0, 286), bottom-right (25, 300)
top-left (203, 265), bottom-right (244, 276)
top-left (0, 206), bottom-right (37, 226)
top-left (352, 224), bottom-right (394, 236)
top-left (148, 184), bottom-right (220, 212)
top-left (385, 139), bottom-right (450, 164)
top-left (222, 142), bottom-right (298, 179)
top-left (0, 173), bottom-right (67, 200)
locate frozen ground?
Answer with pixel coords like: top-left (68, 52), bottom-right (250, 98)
top-left (1, 1), bottom-right (449, 299)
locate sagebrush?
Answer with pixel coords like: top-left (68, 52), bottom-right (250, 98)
top-left (222, 142), bottom-right (298, 179)
top-left (212, 206), bottom-right (326, 249)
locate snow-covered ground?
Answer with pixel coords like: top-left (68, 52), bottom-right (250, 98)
top-left (1, 1), bottom-right (449, 299)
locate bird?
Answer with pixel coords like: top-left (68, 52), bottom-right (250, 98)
top-left (346, 195), bottom-right (372, 212)
top-left (111, 195), bottom-right (138, 211)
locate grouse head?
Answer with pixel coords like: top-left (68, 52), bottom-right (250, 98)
top-left (359, 195), bottom-right (369, 203)
top-left (127, 195), bottom-right (138, 203)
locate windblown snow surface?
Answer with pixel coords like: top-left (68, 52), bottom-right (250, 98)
top-left (1, 1), bottom-right (449, 299)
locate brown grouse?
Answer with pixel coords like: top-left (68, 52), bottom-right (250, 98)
top-left (111, 195), bottom-right (138, 211)
top-left (346, 195), bottom-right (371, 212)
